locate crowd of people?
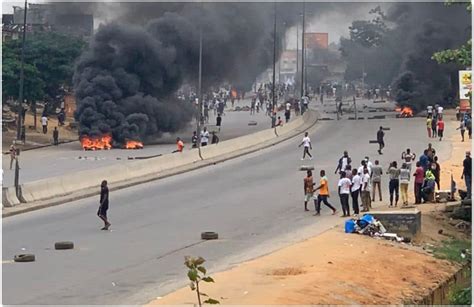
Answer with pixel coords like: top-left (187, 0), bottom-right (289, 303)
top-left (302, 140), bottom-right (472, 217)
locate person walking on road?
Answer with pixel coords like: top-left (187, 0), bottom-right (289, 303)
top-left (303, 170), bottom-right (315, 212)
top-left (351, 169), bottom-right (362, 216)
top-left (437, 117), bottom-right (445, 141)
top-left (285, 101), bottom-right (291, 123)
top-left (41, 115), bottom-right (48, 134)
top-left (53, 127), bottom-right (59, 145)
top-left (211, 131), bottom-right (219, 144)
top-left (335, 151), bottom-right (352, 174)
top-left (413, 161), bottom-right (424, 204)
top-left (371, 160), bottom-right (383, 202)
top-left (426, 116), bottom-right (432, 138)
top-left (97, 180), bottom-right (111, 230)
top-left (400, 163), bottom-right (411, 207)
top-left (9, 144), bottom-right (17, 170)
top-left (431, 116), bottom-right (437, 138)
top-left (377, 126), bottom-right (385, 155)
top-left (216, 113), bottom-right (222, 131)
top-left (361, 168), bottom-right (372, 211)
top-left (314, 170), bottom-right (337, 216)
top-left (387, 161), bottom-right (400, 207)
top-left (338, 172), bottom-right (352, 217)
top-left (299, 132), bottom-right (313, 160)
top-left (200, 127), bottom-right (209, 147)
top-left (457, 119), bottom-right (466, 142)
top-left (461, 151), bottom-right (471, 199)
top-left (191, 131), bottom-right (198, 148)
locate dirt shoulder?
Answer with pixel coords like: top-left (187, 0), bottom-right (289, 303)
top-left (148, 111), bottom-right (470, 305)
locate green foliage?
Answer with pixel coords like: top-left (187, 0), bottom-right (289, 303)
top-left (433, 239), bottom-right (471, 263)
top-left (2, 31), bottom-right (86, 104)
top-left (432, 39), bottom-right (472, 66)
top-left (449, 286), bottom-right (472, 305)
top-left (184, 256), bottom-right (220, 306)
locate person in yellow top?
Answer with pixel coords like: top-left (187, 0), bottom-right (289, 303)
top-left (426, 116), bottom-right (432, 138)
top-left (314, 170), bottom-right (337, 216)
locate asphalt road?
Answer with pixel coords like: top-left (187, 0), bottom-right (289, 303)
top-left (2, 99), bottom-right (281, 186)
top-left (2, 102), bottom-right (453, 305)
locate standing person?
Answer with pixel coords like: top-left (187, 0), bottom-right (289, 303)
top-left (298, 132), bottom-right (313, 160)
top-left (255, 99), bottom-right (261, 113)
top-left (377, 126), bottom-right (385, 155)
top-left (413, 161), bottom-right (424, 204)
top-left (457, 119), bottom-right (466, 142)
top-left (53, 127), bottom-right (59, 145)
top-left (361, 168), bottom-right (372, 211)
top-left (334, 151), bottom-right (352, 175)
top-left (344, 164), bottom-right (353, 181)
top-left (41, 115), bottom-right (48, 134)
top-left (431, 116), bottom-right (437, 138)
top-left (284, 101), bottom-right (291, 123)
top-left (216, 113), bottom-right (222, 131)
top-left (314, 170), bottom-right (337, 216)
top-left (400, 163), bottom-right (411, 207)
top-left (371, 160), bottom-right (383, 202)
top-left (172, 137), bottom-right (184, 153)
top-left (211, 131), bottom-right (219, 144)
top-left (338, 172), bottom-right (352, 217)
top-left (427, 105), bottom-right (433, 118)
top-left (401, 148), bottom-right (416, 171)
top-left (419, 150), bottom-right (430, 172)
top-left (465, 115), bottom-right (472, 139)
top-left (9, 144), bottom-right (17, 170)
top-left (432, 156), bottom-right (441, 190)
top-left (437, 117), bottom-right (445, 141)
top-left (97, 180), bottom-right (111, 230)
top-left (200, 127), bottom-right (209, 147)
top-left (426, 116), bottom-right (432, 138)
top-left (351, 169), bottom-right (362, 216)
top-left (250, 97), bottom-right (256, 115)
top-left (303, 170), bottom-right (315, 211)
top-left (461, 151), bottom-right (472, 199)
top-left (191, 131), bottom-right (198, 148)
top-left (387, 161), bottom-right (400, 207)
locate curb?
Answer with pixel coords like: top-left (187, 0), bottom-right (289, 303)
top-left (3, 111), bottom-right (318, 218)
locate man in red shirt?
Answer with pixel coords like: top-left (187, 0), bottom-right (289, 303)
top-left (437, 117), bottom-right (445, 141)
top-left (413, 161), bottom-right (424, 204)
top-left (172, 137), bottom-right (184, 153)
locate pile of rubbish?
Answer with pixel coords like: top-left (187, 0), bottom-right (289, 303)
top-left (345, 214), bottom-right (405, 242)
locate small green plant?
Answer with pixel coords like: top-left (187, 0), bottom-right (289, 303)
top-left (449, 286), bottom-right (472, 305)
top-left (184, 256), bottom-right (220, 306)
top-left (433, 239), bottom-right (471, 263)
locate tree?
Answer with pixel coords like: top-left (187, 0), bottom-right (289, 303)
top-left (432, 1), bottom-right (472, 66)
top-left (184, 256), bottom-right (220, 306)
top-left (2, 31), bottom-right (86, 107)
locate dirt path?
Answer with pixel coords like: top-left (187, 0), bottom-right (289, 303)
top-left (147, 111), bottom-right (470, 305)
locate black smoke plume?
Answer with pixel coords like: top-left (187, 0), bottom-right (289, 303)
top-left (73, 2), bottom-right (306, 144)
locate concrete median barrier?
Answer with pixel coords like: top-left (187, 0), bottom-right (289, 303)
top-left (7, 110), bottom-right (318, 214)
top-left (2, 187), bottom-right (20, 207)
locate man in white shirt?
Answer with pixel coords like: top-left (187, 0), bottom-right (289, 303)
top-left (41, 115), bottom-right (48, 134)
top-left (298, 132), bottom-right (313, 160)
top-left (427, 105), bottom-right (433, 117)
top-left (351, 169), bottom-right (361, 215)
top-left (200, 127), bottom-right (209, 146)
top-left (285, 102), bottom-right (291, 123)
top-left (437, 105), bottom-right (443, 116)
top-left (401, 148), bottom-right (416, 171)
top-left (338, 172), bottom-right (352, 217)
top-left (361, 168), bottom-right (372, 211)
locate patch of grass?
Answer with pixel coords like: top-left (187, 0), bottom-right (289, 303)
top-left (449, 286), bottom-right (472, 305)
top-left (433, 239), bottom-right (471, 263)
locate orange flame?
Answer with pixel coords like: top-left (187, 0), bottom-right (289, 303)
top-left (80, 135), bottom-right (112, 150)
top-left (400, 106), bottom-right (413, 117)
top-left (125, 140), bottom-right (144, 149)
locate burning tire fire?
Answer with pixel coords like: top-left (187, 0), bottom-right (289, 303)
top-left (80, 135), bottom-right (143, 150)
top-left (395, 106), bottom-right (414, 118)
top-left (125, 140), bottom-right (144, 149)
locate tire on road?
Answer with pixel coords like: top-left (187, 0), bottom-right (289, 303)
top-left (299, 165), bottom-right (314, 171)
top-left (55, 241), bottom-right (74, 250)
top-left (14, 254), bottom-right (35, 262)
top-left (201, 232), bottom-right (218, 240)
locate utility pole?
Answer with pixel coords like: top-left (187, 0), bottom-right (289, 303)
top-left (16, 0), bottom-right (28, 143)
top-left (300, 1), bottom-right (305, 99)
top-left (272, 1), bottom-right (277, 115)
top-left (295, 22), bottom-right (299, 93)
top-left (196, 1), bottom-right (203, 158)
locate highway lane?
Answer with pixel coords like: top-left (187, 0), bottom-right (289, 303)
top-left (2, 110), bottom-right (453, 304)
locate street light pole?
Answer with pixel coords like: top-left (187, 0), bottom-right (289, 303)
top-left (16, 0), bottom-right (28, 142)
top-left (295, 22), bottom-right (299, 92)
top-left (196, 1), bottom-right (203, 158)
top-left (300, 1), bottom-right (305, 99)
top-left (272, 1), bottom-right (277, 114)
